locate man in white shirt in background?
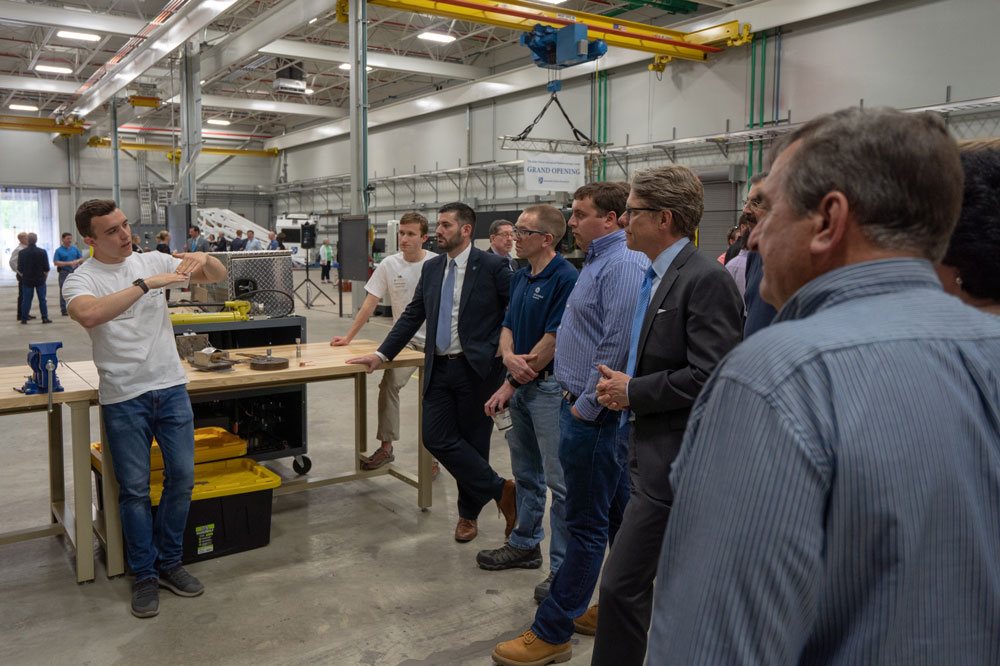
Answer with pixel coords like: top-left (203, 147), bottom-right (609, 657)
top-left (331, 212), bottom-right (436, 470)
top-left (64, 199), bottom-right (227, 619)
top-left (9, 231), bottom-right (28, 321)
top-left (319, 238), bottom-right (335, 284)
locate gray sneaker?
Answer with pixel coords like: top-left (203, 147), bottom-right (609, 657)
top-left (158, 565), bottom-right (204, 597)
top-left (534, 571), bottom-right (555, 603)
top-left (131, 578), bottom-right (159, 618)
top-left (476, 542), bottom-right (542, 571)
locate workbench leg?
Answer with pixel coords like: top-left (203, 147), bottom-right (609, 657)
top-left (99, 412), bottom-right (125, 578)
top-left (417, 366), bottom-right (432, 509)
top-left (355, 372), bottom-right (367, 472)
top-left (69, 401), bottom-right (95, 584)
top-left (48, 404), bottom-right (65, 523)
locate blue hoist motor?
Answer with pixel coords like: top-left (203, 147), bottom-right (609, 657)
top-left (521, 24), bottom-right (607, 91)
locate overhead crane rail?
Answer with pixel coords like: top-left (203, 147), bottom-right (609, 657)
top-left (87, 136), bottom-right (278, 159)
top-left (369, 0), bottom-right (749, 63)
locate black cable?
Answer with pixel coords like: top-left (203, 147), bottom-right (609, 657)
top-left (167, 288), bottom-right (295, 318)
top-left (512, 91), bottom-right (596, 146)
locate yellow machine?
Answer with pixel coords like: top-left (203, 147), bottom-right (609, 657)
top-left (169, 300), bottom-right (253, 325)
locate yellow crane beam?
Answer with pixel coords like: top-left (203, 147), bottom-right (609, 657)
top-left (369, 0), bottom-right (747, 61)
top-left (87, 136), bottom-right (278, 158)
top-left (0, 115), bottom-right (84, 135)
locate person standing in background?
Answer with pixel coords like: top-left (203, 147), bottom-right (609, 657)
top-left (319, 238), bottom-right (335, 284)
top-left (487, 219), bottom-right (518, 272)
top-left (155, 231), bottom-right (172, 254)
top-left (53, 232), bottom-right (84, 316)
top-left (229, 230), bottom-right (246, 252)
top-left (244, 230), bottom-right (264, 252)
top-left (9, 231), bottom-right (28, 321)
top-left (17, 232), bottom-right (51, 324)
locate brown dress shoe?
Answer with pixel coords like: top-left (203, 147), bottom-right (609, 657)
top-left (497, 479), bottom-right (517, 538)
top-left (455, 517), bottom-right (478, 542)
top-left (573, 604), bottom-right (598, 635)
top-left (493, 629), bottom-right (571, 666)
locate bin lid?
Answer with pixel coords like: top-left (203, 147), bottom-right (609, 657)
top-left (150, 457), bottom-right (281, 506)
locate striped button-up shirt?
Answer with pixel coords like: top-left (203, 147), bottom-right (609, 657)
top-left (554, 229), bottom-right (649, 421)
top-left (647, 259), bottom-right (1000, 665)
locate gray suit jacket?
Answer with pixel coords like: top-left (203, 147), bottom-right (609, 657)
top-left (628, 242), bottom-right (744, 501)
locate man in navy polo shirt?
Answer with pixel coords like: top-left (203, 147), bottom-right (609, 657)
top-left (482, 204), bottom-right (578, 595)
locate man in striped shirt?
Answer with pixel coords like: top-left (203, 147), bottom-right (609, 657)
top-left (493, 182), bottom-right (648, 665)
top-left (647, 107), bottom-right (1000, 665)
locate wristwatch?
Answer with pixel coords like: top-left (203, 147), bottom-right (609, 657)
top-left (506, 375), bottom-right (521, 389)
top-left (132, 278), bottom-right (149, 294)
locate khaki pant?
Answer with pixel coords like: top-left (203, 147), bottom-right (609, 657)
top-left (376, 343), bottom-right (422, 442)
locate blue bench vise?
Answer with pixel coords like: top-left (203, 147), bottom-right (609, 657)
top-left (21, 342), bottom-right (65, 395)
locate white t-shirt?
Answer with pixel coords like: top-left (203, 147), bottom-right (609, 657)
top-left (366, 250), bottom-right (436, 347)
top-left (63, 252), bottom-right (188, 405)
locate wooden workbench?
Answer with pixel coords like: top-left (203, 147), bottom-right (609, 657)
top-left (67, 340), bottom-right (427, 578)
top-left (0, 362), bottom-right (100, 583)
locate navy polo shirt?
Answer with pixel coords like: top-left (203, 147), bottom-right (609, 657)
top-left (502, 253), bottom-right (579, 374)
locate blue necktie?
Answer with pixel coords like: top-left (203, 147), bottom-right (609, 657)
top-left (436, 259), bottom-right (457, 353)
top-left (622, 266), bottom-right (656, 425)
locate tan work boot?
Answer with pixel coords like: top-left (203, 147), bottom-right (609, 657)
top-left (493, 630), bottom-right (571, 666)
top-left (573, 604), bottom-right (598, 635)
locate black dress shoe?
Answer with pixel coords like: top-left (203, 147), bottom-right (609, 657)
top-left (28, 315), bottom-right (36, 320)
top-left (19, 320), bottom-right (26, 324)
top-left (42, 318), bottom-right (52, 324)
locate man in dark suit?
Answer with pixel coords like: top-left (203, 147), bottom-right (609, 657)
top-left (593, 166), bottom-right (744, 666)
top-left (349, 202), bottom-right (517, 543)
top-left (18, 232), bottom-right (52, 324)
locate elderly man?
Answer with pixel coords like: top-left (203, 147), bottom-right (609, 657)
top-left (646, 107), bottom-right (1000, 665)
top-left (590, 166), bottom-right (744, 665)
top-left (267, 231), bottom-right (279, 251)
top-left (487, 219), bottom-right (518, 272)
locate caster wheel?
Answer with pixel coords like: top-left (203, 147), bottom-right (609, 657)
top-left (292, 455), bottom-right (312, 475)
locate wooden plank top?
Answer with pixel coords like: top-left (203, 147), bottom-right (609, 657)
top-left (63, 340), bottom-right (423, 396)
top-left (0, 361), bottom-right (98, 412)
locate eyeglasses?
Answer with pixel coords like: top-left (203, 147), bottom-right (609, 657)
top-left (742, 197), bottom-right (764, 210)
top-left (513, 227), bottom-right (549, 238)
top-left (494, 231), bottom-right (515, 239)
top-left (623, 207), bottom-right (661, 217)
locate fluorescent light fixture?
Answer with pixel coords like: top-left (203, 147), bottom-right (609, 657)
top-left (9, 104), bottom-right (39, 111)
top-left (532, 0), bottom-right (568, 4)
top-left (309, 18), bottom-right (318, 24)
top-left (206, 118), bottom-right (231, 126)
top-left (305, 88), bottom-right (315, 95)
top-left (57, 30), bottom-right (101, 41)
top-left (35, 64), bottom-right (73, 74)
top-left (418, 32), bottom-right (456, 43)
top-left (200, 80), bottom-right (206, 84)
top-left (338, 64), bottom-right (374, 72)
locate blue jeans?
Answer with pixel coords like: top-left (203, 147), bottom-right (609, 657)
top-left (102, 384), bottom-right (195, 581)
top-left (506, 377), bottom-right (567, 573)
top-left (20, 282), bottom-right (47, 321)
top-left (58, 269), bottom-right (72, 314)
top-left (532, 398), bottom-right (631, 645)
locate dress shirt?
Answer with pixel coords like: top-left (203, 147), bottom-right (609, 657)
top-left (624, 236), bottom-right (689, 407)
top-left (9, 242), bottom-right (26, 273)
top-left (438, 242), bottom-right (471, 355)
top-left (245, 238), bottom-right (264, 252)
top-left (646, 258), bottom-right (1000, 666)
top-left (554, 229), bottom-right (649, 421)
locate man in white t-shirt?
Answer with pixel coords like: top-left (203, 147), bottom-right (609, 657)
top-left (63, 199), bottom-right (227, 619)
top-left (330, 212), bottom-right (435, 470)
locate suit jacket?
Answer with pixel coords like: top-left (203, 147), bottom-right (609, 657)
top-left (379, 246), bottom-right (510, 393)
top-left (17, 245), bottom-right (50, 287)
top-left (191, 236), bottom-right (210, 253)
top-left (628, 242), bottom-right (744, 501)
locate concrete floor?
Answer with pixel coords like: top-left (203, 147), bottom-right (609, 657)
top-left (0, 271), bottom-right (598, 666)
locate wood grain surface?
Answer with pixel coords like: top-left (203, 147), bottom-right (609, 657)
top-left (61, 340), bottom-right (423, 396)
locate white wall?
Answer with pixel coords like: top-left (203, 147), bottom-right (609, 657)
top-left (280, 0), bottom-right (1000, 227)
top-left (0, 130), bottom-right (278, 234)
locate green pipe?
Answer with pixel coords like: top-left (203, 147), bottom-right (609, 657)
top-left (748, 35), bottom-right (756, 183)
top-left (601, 71), bottom-right (608, 180)
top-left (758, 31), bottom-right (766, 172)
